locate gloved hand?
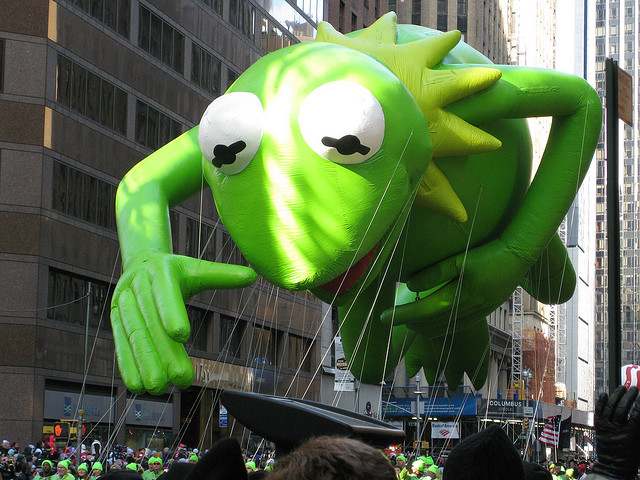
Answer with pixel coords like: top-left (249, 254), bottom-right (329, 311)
top-left (592, 385), bottom-right (640, 480)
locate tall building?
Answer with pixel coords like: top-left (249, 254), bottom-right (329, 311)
top-left (593, 0), bottom-right (640, 394)
top-left (0, 0), bottom-right (322, 448)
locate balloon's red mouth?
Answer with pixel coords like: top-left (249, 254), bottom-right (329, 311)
top-left (317, 245), bottom-right (380, 297)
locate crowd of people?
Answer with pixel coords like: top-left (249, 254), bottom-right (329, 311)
top-left (0, 385), bottom-right (637, 480)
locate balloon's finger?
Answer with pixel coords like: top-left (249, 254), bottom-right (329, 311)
top-left (111, 307), bottom-right (144, 393)
top-left (132, 274), bottom-right (194, 389)
top-left (614, 386), bottom-right (639, 423)
top-left (381, 283), bottom-right (460, 329)
top-left (406, 254), bottom-right (461, 292)
top-left (118, 289), bottom-right (167, 394)
top-left (151, 264), bottom-right (191, 343)
top-left (177, 256), bottom-right (256, 296)
top-left (628, 391), bottom-right (640, 424)
top-left (603, 385), bottom-right (627, 421)
top-left (595, 392), bottom-right (608, 418)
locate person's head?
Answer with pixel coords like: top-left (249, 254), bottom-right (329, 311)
top-left (412, 460), bottom-right (427, 475)
top-left (41, 459), bottom-right (53, 474)
top-left (77, 462), bottom-right (89, 477)
top-left (57, 459), bottom-right (71, 476)
top-left (396, 454), bottom-right (407, 468)
top-left (126, 462), bottom-right (139, 472)
top-left (2, 440), bottom-right (9, 450)
top-left (443, 426), bottom-right (524, 480)
top-left (245, 460), bottom-right (257, 472)
top-left (148, 456), bottom-right (163, 472)
top-left (566, 468), bottom-right (575, 479)
top-left (92, 461), bottom-right (104, 476)
top-left (189, 453), bottom-right (199, 464)
top-left (268, 437), bottom-right (396, 480)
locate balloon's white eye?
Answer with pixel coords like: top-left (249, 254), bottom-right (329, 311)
top-left (199, 92), bottom-right (264, 175)
top-left (298, 80), bottom-right (385, 165)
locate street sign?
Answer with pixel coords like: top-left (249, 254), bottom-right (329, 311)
top-left (617, 67), bottom-right (633, 126)
top-left (219, 404), bottom-right (228, 428)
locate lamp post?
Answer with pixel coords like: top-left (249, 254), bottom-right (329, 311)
top-left (414, 374), bottom-right (422, 456)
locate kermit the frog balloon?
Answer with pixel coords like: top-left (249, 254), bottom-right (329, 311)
top-left (111, 13), bottom-right (601, 394)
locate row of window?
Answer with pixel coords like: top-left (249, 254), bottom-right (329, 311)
top-left (134, 99), bottom-right (183, 150)
top-left (52, 161), bottom-right (117, 231)
top-left (0, 39), bottom-right (4, 92)
top-left (192, 43), bottom-right (222, 97)
top-left (57, 55), bottom-right (128, 135)
top-left (47, 268), bottom-right (114, 331)
top-left (46, 267), bottom-right (314, 373)
top-left (69, 0), bottom-right (131, 38)
top-left (138, 5), bottom-right (185, 74)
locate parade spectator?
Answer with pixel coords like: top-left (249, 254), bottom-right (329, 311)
top-left (267, 436), bottom-right (396, 480)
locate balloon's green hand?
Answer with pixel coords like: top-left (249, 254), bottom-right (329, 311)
top-left (111, 253), bottom-right (255, 394)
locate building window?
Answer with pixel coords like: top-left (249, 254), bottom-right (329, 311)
top-left (186, 307), bottom-right (210, 352)
top-left (135, 100), bottom-right (182, 150)
top-left (229, 0), bottom-right (255, 40)
top-left (375, 0), bottom-right (380, 17)
top-left (388, 0), bottom-right (396, 13)
top-left (202, 0), bottom-right (223, 16)
top-left (191, 43), bottom-right (221, 97)
top-left (411, 0), bottom-right (421, 25)
top-left (219, 314), bottom-right (245, 359)
top-left (252, 325), bottom-right (277, 366)
top-left (287, 334), bottom-right (312, 371)
top-left (52, 161), bottom-right (117, 230)
top-left (47, 268), bottom-right (113, 330)
top-left (56, 55), bottom-right (127, 135)
top-left (220, 231), bottom-right (248, 266)
top-left (227, 68), bottom-right (239, 90)
top-left (457, 0), bottom-right (467, 33)
top-left (70, 0), bottom-right (130, 37)
top-left (351, 12), bottom-right (358, 31)
top-left (185, 217), bottom-right (216, 261)
top-left (339, 0), bottom-right (345, 31)
top-left (0, 38), bottom-right (4, 92)
top-left (138, 5), bottom-right (184, 73)
top-left (437, 0), bottom-right (448, 30)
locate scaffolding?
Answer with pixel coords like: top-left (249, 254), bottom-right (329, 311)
top-left (511, 286), bottom-right (524, 391)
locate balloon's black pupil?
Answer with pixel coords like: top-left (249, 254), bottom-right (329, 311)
top-left (213, 141), bottom-right (247, 168)
top-left (321, 135), bottom-right (370, 156)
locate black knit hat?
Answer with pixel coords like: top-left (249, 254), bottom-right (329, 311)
top-left (523, 462), bottom-right (553, 480)
top-left (443, 425), bottom-right (524, 480)
top-left (158, 438), bottom-right (247, 480)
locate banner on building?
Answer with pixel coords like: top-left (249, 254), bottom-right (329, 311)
top-left (334, 337), bottom-right (355, 392)
top-left (622, 364), bottom-right (640, 388)
top-left (431, 421), bottom-right (460, 439)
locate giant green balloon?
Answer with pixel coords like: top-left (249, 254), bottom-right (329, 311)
top-left (110, 13), bottom-right (601, 394)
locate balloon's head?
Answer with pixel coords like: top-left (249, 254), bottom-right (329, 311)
top-left (199, 40), bottom-right (431, 299)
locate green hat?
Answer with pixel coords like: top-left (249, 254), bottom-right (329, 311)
top-left (428, 465), bottom-right (440, 475)
top-left (126, 463), bottom-right (138, 471)
top-left (78, 463), bottom-right (89, 472)
top-left (92, 461), bottom-right (103, 472)
top-left (148, 456), bottom-right (163, 465)
top-left (189, 453), bottom-right (199, 462)
top-left (396, 454), bottom-right (407, 463)
top-left (412, 460), bottom-right (426, 473)
top-left (425, 456), bottom-right (435, 466)
top-left (42, 460), bottom-right (53, 469)
top-left (57, 460), bottom-right (70, 470)
top-left (566, 469), bottom-right (575, 478)
top-left (245, 460), bottom-right (257, 471)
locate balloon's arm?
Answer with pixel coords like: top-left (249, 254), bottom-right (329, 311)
top-left (116, 127), bottom-right (203, 269)
top-left (446, 65), bottom-right (602, 266)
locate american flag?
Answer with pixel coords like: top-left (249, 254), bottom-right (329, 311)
top-left (539, 415), bottom-right (561, 446)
